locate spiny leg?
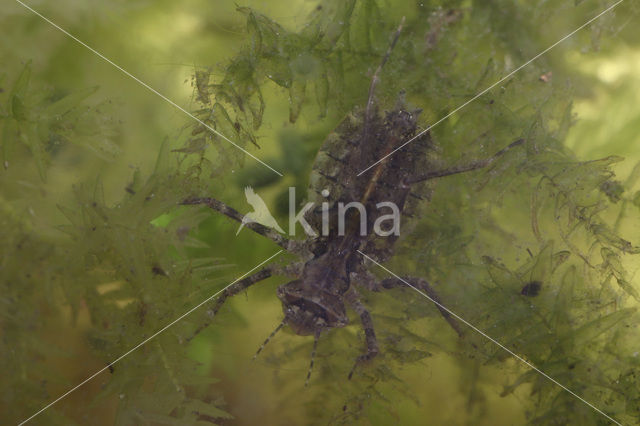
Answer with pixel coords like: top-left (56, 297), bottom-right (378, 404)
top-left (181, 197), bottom-right (306, 254)
top-left (409, 138), bottom-right (524, 184)
top-left (379, 277), bottom-right (464, 338)
top-left (345, 288), bottom-right (379, 380)
top-left (185, 267), bottom-right (273, 342)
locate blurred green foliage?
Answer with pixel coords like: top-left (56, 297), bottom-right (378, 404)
top-left (2, 0), bottom-right (640, 425)
top-left (1, 61), bottom-right (119, 180)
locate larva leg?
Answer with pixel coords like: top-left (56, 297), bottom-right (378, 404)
top-left (365, 17), bottom-right (406, 125)
top-left (409, 138), bottom-right (524, 183)
top-left (185, 267), bottom-right (274, 342)
top-left (380, 276), bottom-right (464, 338)
top-left (345, 288), bottom-right (379, 380)
top-left (181, 197), bottom-right (307, 255)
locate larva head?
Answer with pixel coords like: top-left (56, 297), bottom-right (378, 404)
top-left (277, 280), bottom-right (348, 336)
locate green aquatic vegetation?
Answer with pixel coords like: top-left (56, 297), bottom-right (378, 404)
top-left (1, 141), bottom-right (238, 422)
top-left (0, 61), bottom-right (119, 180)
top-left (3, 0), bottom-right (640, 425)
top-left (179, 2), bottom-right (640, 423)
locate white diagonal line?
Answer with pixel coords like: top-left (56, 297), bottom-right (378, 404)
top-left (357, 0), bottom-right (625, 176)
top-left (15, 0), bottom-right (283, 177)
top-left (18, 250), bottom-right (283, 425)
top-left (357, 250), bottom-right (621, 426)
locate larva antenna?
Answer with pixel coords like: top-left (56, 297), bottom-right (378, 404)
top-left (304, 328), bottom-right (322, 387)
top-left (364, 16), bottom-right (406, 126)
top-left (252, 319), bottom-right (286, 360)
